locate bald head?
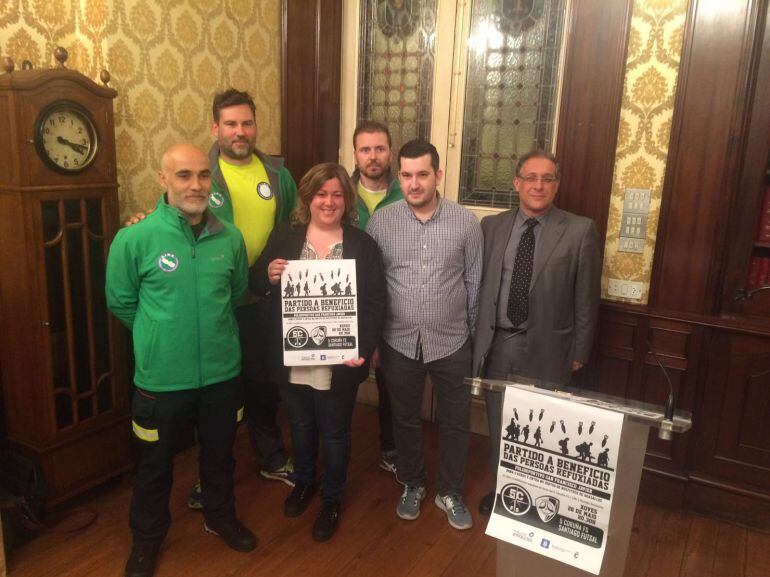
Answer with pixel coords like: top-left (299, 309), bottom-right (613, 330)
top-left (160, 143), bottom-right (208, 172)
top-left (158, 143), bottom-right (212, 225)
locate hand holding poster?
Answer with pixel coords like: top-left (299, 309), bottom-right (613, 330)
top-left (485, 386), bottom-right (623, 574)
top-left (281, 259), bottom-right (358, 366)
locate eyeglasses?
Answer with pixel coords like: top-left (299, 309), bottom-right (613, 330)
top-left (518, 174), bottom-right (559, 184)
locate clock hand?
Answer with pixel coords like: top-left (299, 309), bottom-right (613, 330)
top-left (56, 136), bottom-right (88, 154)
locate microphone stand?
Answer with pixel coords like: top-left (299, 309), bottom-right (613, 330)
top-left (646, 339), bottom-right (676, 440)
top-left (469, 327), bottom-right (527, 396)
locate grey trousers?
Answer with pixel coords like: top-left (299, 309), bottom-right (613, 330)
top-left (381, 340), bottom-right (471, 496)
top-left (483, 329), bottom-right (528, 475)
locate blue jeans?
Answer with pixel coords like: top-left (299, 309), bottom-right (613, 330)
top-left (279, 381), bottom-right (359, 502)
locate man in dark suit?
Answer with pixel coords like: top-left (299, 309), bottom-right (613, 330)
top-left (471, 150), bottom-right (601, 515)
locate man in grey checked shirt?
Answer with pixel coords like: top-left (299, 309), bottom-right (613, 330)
top-left (366, 139), bottom-right (483, 530)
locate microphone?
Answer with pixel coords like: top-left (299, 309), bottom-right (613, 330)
top-left (645, 339), bottom-right (675, 440)
top-left (470, 327), bottom-right (527, 396)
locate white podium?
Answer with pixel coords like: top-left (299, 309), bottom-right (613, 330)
top-left (466, 377), bottom-right (692, 577)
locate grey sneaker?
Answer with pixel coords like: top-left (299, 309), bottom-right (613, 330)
top-left (260, 458), bottom-right (296, 487)
top-left (435, 493), bottom-right (473, 530)
top-left (396, 485), bottom-right (426, 520)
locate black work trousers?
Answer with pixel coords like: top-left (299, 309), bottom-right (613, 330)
top-left (237, 301), bottom-right (287, 471)
top-left (129, 378), bottom-right (243, 546)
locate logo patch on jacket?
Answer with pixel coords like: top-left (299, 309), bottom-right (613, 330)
top-left (257, 182), bottom-right (273, 200)
top-left (209, 192), bottom-right (225, 208)
top-left (158, 252), bottom-right (179, 273)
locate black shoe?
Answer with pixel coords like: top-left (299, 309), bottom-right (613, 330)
top-left (125, 542), bottom-right (160, 577)
top-left (187, 481), bottom-right (203, 510)
top-left (312, 501), bottom-right (341, 542)
top-left (284, 482), bottom-right (317, 517)
top-left (204, 518), bottom-right (257, 552)
top-left (479, 491), bottom-right (495, 516)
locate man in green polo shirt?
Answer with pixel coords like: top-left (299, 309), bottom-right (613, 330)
top-left (350, 120), bottom-right (403, 476)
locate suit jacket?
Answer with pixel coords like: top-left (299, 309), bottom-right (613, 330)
top-left (250, 222), bottom-right (386, 390)
top-left (471, 206), bottom-right (601, 385)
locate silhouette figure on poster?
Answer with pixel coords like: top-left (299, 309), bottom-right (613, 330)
top-left (503, 418), bottom-right (517, 441)
top-left (576, 441), bottom-right (594, 462)
top-left (533, 426), bottom-right (543, 447)
top-left (558, 437), bottom-right (570, 455)
top-left (597, 448), bottom-right (610, 468)
top-left (522, 424), bottom-right (530, 443)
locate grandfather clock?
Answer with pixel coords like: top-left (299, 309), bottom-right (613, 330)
top-left (0, 49), bottom-right (131, 506)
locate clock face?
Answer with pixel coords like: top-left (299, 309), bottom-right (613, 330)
top-left (34, 101), bottom-right (98, 173)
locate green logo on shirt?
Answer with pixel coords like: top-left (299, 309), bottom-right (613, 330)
top-left (158, 252), bottom-right (179, 273)
top-left (209, 192), bottom-right (225, 208)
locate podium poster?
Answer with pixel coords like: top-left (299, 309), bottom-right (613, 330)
top-left (281, 259), bottom-right (358, 366)
top-left (486, 386), bottom-right (624, 574)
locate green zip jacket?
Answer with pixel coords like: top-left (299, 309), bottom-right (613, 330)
top-left (207, 143), bottom-right (297, 226)
top-left (352, 168), bottom-right (403, 229)
top-left (106, 198), bottom-right (248, 392)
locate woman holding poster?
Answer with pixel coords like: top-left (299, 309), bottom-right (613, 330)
top-left (251, 163), bottom-right (385, 541)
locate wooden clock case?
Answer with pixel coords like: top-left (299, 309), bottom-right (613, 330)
top-left (0, 52), bottom-right (132, 506)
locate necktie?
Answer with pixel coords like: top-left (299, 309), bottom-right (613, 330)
top-left (507, 218), bottom-right (538, 327)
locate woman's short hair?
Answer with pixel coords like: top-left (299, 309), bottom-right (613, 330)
top-left (291, 163), bottom-right (358, 226)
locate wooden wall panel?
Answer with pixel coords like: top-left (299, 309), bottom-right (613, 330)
top-left (695, 332), bottom-right (770, 490)
top-left (652, 0), bottom-right (755, 314)
top-left (555, 0), bottom-right (632, 240)
top-left (594, 308), bottom-right (700, 480)
top-left (282, 0), bottom-right (342, 181)
top-left (721, 4), bottom-right (770, 314)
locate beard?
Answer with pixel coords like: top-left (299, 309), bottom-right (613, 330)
top-left (220, 138), bottom-right (253, 160)
top-left (404, 189), bottom-right (436, 209)
top-left (360, 161), bottom-right (386, 180)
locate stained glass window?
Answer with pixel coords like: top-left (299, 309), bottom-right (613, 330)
top-left (357, 0), bottom-right (437, 154)
top-left (459, 0), bottom-right (566, 208)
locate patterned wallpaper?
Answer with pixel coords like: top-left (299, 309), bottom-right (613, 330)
top-left (601, 0), bottom-right (687, 304)
top-left (0, 0), bottom-right (282, 218)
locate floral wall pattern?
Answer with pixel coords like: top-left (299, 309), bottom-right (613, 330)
top-left (601, 0), bottom-right (687, 303)
top-left (1, 0), bottom-right (282, 219)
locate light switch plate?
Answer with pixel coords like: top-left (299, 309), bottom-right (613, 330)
top-left (607, 278), bottom-right (644, 300)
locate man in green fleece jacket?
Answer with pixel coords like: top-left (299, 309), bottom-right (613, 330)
top-left (125, 89), bottom-right (298, 509)
top-left (107, 144), bottom-right (256, 577)
top-left (349, 121), bottom-right (403, 477)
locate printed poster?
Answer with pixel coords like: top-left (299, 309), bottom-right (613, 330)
top-left (281, 259), bottom-right (358, 366)
top-left (486, 386), bottom-right (624, 574)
